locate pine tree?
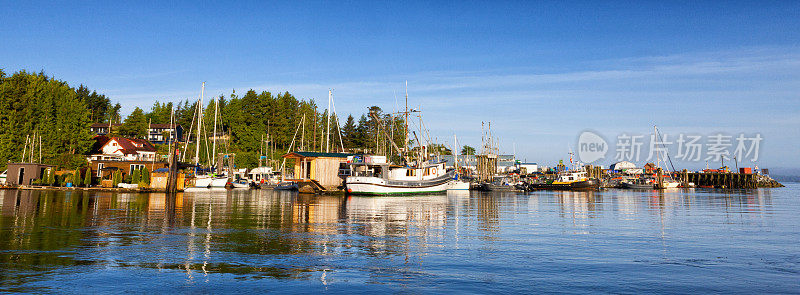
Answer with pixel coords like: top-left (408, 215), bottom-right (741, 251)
top-left (120, 107), bottom-right (148, 138)
top-left (141, 167), bottom-right (150, 185)
top-left (73, 169), bottom-right (82, 186)
top-left (112, 170), bottom-right (121, 187)
top-left (84, 167), bottom-right (92, 187)
top-left (131, 169), bottom-right (140, 184)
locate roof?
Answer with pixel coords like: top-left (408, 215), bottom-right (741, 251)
top-left (283, 151), bottom-right (354, 159)
top-left (90, 123), bottom-right (180, 129)
top-left (90, 136), bottom-right (157, 155)
top-left (90, 123), bottom-right (122, 128)
top-left (148, 123), bottom-right (181, 129)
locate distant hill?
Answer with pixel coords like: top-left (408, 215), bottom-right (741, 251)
top-left (772, 175), bottom-right (800, 183)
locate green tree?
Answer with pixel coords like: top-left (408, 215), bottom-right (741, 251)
top-left (429, 144), bottom-right (452, 155)
top-left (341, 115), bottom-right (357, 149)
top-left (73, 169), bottom-right (82, 186)
top-left (84, 167), bottom-right (92, 187)
top-left (116, 170), bottom-right (122, 187)
top-left (141, 167), bottom-right (150, 186)
top-left (120, 107), bottom-right (148, 138)
top-left (131, 169), bottom-right (140, 184)
top-left (461, 145), bottom-right (476, 155)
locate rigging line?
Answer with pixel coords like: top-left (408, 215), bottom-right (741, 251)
top-left (655, 127), bottom-right (677, 172)
top-left (182, 104), bottom-right (198, 163)
top-left (330, 96), bottom-right (344, 152)
top-left (203, 118), bottom-right (211, 167)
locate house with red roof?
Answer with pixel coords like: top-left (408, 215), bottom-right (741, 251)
top-left (86, 136), bottom-right (167, 179)
top-left (88, 136), bottom-right (158, 162)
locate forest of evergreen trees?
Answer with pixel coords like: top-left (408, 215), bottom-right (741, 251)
top-left (0, 69), bottom-right (430, 170)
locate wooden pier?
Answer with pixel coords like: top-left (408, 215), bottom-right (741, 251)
top-left (678, 170), bottom-right (783, 188)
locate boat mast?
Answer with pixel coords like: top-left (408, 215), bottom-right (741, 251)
top-left (454, 134), bottom-right (459, 174)
top-left (194, 82), bottom-right (204, 166)
top-left (212, 93), bottom-right (219, 167)
top-left (167, 105), bottom-right (174, 166)
top-left (404, 81), bottom-right (409, 161)
top-left (301, 114), bottom-right (306, 151)
top-left (326, 89), bottom-right (332, 153)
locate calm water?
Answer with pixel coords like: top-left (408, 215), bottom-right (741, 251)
top-left (1, 185), bottom-right (798, 294)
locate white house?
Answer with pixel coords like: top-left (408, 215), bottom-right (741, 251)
top-left (519, 163), bottom-right (538, 174)
top-left (87, 136), bottom-right (157, 162)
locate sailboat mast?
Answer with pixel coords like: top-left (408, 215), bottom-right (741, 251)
top-left (454, 134), bottom-right (459, 173)
top-left (194, 82), bottom-right (205, 165)
top-left (326, 89), bottom-right (331, 153)
top-left (167, 106), bottom-right (174, 166)
top-left (212, 94), bottom-right (219, 166)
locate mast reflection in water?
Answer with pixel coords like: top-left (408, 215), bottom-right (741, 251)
top-left (0, 185), bottom-right (797, 293)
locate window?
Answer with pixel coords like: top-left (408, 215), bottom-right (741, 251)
top-left (130, 164), bottom-right (145, 173)
top-left (97, 164), bottom-right (104, 177)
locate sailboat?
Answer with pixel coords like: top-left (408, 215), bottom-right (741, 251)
top-left (189, 83), bottom-right (227, 188)
top-left (447, 134), bottom-right (470, 191)
top-left (620, 126), bottom-right (680, 189)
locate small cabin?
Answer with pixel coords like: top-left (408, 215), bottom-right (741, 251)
top-left (5, 163), bottom-right (55, 186)
top-left (282, 152), bottom-right (353, 192)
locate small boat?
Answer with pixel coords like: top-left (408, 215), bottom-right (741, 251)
top-left (620, 177), bottom-right (656, 189)
top-left (227, 180), bottom-right (250, 189)
top-left (447, 180), bottom-right (470, 191)
top-left (193, 174), bottom-right (228, 188)
top-left (656, 176), bottom-right (680, 189)
top-left (527, 171), bottom-right (598, 191)
top-left (274, 181), bottom-right (299, 191)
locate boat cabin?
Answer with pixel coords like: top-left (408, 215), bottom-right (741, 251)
top-left (347, 155), bottom-right (449, 181)
top-left (556, 171), bottom-right (588, 183)
top-left (282, 152), bottom-right (353, 192)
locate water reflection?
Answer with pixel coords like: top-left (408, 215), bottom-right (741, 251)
top-left (0, 186), bottom-right (791, 292)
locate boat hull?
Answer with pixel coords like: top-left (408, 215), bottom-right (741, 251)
top-left (346, 181), bottom-right (453, 195)
top-left (529, 179), bottom-right (599, 191)
top-left (620, 182), bottom-right (655, 189)
top-left (447, 181), bottom-right (470, 191)
top-left (346, 173), bottom-right (455, 196)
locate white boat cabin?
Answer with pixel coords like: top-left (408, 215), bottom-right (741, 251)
top-left (347, 155), bottom-right (448, 181)
top-left (556, 171), bottom-right (589, 183)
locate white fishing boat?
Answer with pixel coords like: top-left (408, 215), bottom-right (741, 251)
top-left (346, 155), bottom-right (455, 195)
top-left (345, 85), bottom-right (456, 195)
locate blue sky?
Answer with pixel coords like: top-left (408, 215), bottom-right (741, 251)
top-left (2, 1), bottom-right (799, 169)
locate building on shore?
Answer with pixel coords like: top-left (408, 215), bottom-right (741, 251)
top-left (518, 162), bottom-right (538, 174)
top-left (5, 163), bottom-right (54, 186)
top-left (86, 136), bottom-right (166, 179)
